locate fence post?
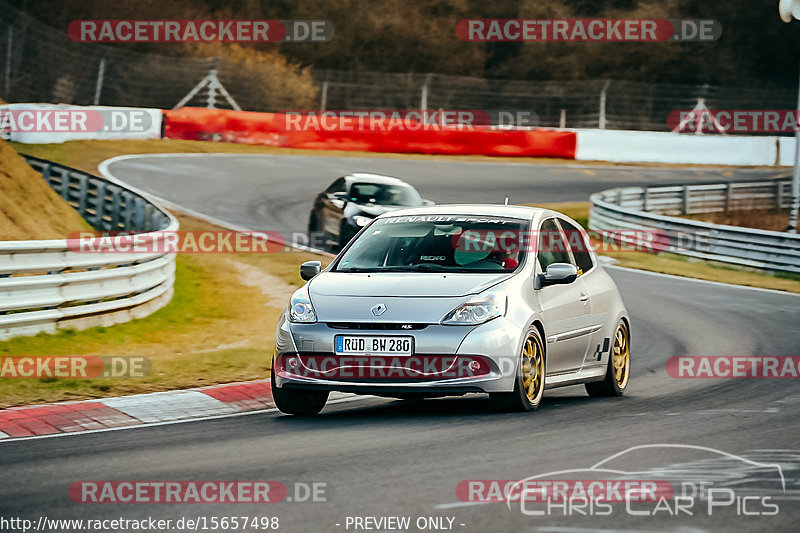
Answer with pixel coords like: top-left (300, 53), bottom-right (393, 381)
top-left (93, 56), bottom-right (106, 105)
top-left (598, 80), bottom-right (611, 129)
top-left (559, 108), bottom-right (566, 128)
top-left (642, 186), bottom-right (649, 211)
top-left (95, 181), bottom-right (107, 228)
top-left (320, 80), bottom-right (328, 111)
top-left (3, 26), bottom-right (11, 99)
top-left (777, 181), bottom-right (783, 212)
top-left (681, 186), bottom-right (689, 215)
top-left (41, 162), bottom-right (51, 186)
top-left (725, 182), bottom-right (733, 212)
top-left (60, 169), bottom-right (70, 200)
top-left (420, 73), bottom-right (432, 113)
top-left (77, 174), bottom-right (88, 216)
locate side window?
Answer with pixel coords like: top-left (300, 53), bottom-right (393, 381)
top-left (537, 218), bottom-right (572, 271)
top-left (325, 177), bottom-right (346, 194)
top-left (560, 219), bottom-right (594, 274)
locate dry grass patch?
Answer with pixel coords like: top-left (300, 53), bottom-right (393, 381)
top-left (0, 139), bottom-right (91, 240)
top-left (685, 209), bottom-right (791, 232)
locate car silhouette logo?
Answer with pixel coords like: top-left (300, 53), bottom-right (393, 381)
top-left (371, 303), bottom-right (387, 316)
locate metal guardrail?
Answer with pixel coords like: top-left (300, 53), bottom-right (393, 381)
top-left (0, 156), bottom-right (178, 340)
top-left (589, 179), bottom-right (800, 274)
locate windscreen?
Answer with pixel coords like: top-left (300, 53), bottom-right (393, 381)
top-left (348, 182), bottom-right (423, 206)
top-left (335, 215), bottom-right (529, 273)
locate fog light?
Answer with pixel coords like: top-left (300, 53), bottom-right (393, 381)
top-left (288, 357), bottom-right (299, 368)
top-left (469, 360), bottom-right (481, 372)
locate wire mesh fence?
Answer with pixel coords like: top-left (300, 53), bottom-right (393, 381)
top-left (0, 1), bottom-right (795, 132)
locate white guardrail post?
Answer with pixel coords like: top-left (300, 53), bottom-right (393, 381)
top-left (589, 179), bottom-right (800, 273)
top-left (0, 156), bottom-right (178, 340)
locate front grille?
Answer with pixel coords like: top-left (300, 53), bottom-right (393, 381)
top-left (326, 322), bottom-right (429, 331)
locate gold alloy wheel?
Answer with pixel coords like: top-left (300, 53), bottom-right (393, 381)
top-left (612, 324), bottom-right (630, 389)
top-left (521, 334), bottom-right (545, 402)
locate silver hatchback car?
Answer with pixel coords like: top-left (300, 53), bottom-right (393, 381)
top-left (272, 205), bottom-right (630, 415)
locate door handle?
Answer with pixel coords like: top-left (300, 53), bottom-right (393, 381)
top-left (579, 293), bottom-right (589, 303)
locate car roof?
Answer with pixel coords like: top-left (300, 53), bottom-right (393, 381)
top-left (347, 173), bottom-right (408, 185)
top-left (374, 204), bottom-right (557, 220)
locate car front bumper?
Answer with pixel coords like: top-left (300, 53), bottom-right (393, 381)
top-left (273, 314), bottom-right (521, 394)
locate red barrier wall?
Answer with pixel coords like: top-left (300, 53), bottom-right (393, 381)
top-left (163, 108), bottom-right (577, 159)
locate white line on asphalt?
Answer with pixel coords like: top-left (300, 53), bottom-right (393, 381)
top-left (97, 155), bottom-right (332, 257)
top-left (606, 265), bottom-right (800, 297)
top-left (96, 150), bottom-right (780, 172)
top-left (433, 501), bottom-right (492, 510)
top-left (536, 526), bottom-right (705, 533)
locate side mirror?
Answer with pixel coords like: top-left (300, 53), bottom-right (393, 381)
top-left (422, 199), bottom-right (435, 206)
top-left (300, 260), bottom-right (321, 281)
top-left (537, 263), bottom-right (578, 288)
top-left (328, 192), bottom-right (347, 209)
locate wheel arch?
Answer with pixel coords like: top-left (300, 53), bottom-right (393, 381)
top-left (620, 315), bottom-right (630, 340)
top-left (531, 319), bottom-right (546, 355)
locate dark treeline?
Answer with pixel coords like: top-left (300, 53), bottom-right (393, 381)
top-left (10, 0), bottom-right (800, 88)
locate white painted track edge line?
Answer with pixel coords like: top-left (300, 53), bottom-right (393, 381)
top-left (605, 265), bottom-right (800, 297)
top-left (97, 151), bottom-right (787, 172)
top-left (98, 155), bottom-right (333, 257)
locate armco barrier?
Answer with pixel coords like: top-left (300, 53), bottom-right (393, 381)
top-left (589, 179), bottom-right (800, 273)
top-left (779, 137), bottom-right (796, 167)
top-left (575, 129), bottom-right (779, 166)
top-left (163, 107), bottom-right (578, 158)
top-left (0, 157), bottom-right (177, 340)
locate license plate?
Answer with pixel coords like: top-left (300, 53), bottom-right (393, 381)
top-left (334, 335), bottom-right (413, 356)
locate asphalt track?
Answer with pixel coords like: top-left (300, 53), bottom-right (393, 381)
top-left (2, 154), bottom-right (799, 532)
top-left (103, 153), bottom-right (788, 233)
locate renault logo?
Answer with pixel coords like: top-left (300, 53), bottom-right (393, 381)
top-left (371, 303), bottom-right (387, 316)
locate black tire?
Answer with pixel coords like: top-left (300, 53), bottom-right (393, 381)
top-left (338, 221), bottom-right (354, 249)
top-left (271, 365), bottom-right (329, 415)
top-left (585, 320), bottom-right (630, 398)
top-left (490, 328), bottom-right (546, 412)
top-left (308, 212), bottom-right (318, 234)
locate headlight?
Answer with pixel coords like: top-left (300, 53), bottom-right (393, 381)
top-left (289, 286), bottom-right (317, 323)
top-left (353, 215), bottom-right (372, 227)
top-left (441, 292), bottom-right (506, 325)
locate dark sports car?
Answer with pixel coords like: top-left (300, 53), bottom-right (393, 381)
top-left (307, 173), bottom-right (433, 248)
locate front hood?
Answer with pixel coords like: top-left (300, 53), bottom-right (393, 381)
top-left (307, 272), bottom-right (511, 323)
top-left (309, 272), bottom-right (510, 298)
